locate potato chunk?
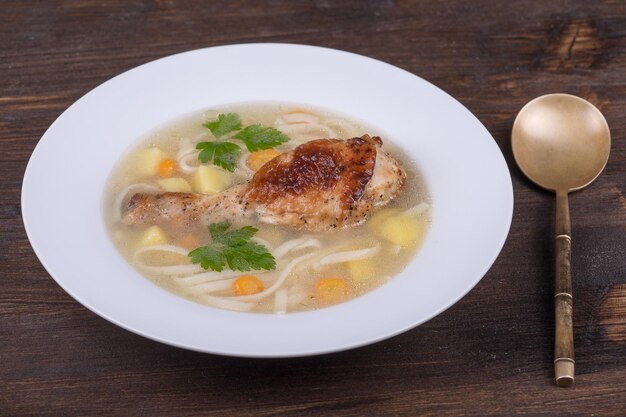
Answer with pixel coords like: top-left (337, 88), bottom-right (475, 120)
top-left (375, 214), bottom-right (427, 248)
top-left (134, 147), bottom-right (168, 177)
top-left (193, 165), bottom-right (232, 195)
top-left (157, 177), bottom-right (192, 192)
top-left (345, 259), bottom-right (376, 284)
top-left (137, 225), bottom-right (168, 247)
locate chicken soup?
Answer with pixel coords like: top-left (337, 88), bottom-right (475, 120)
top-left (104, 103), bottom-right (430, 313)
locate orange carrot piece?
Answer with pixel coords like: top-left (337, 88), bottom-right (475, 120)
top-left (314, 277), bottom-right (350, 303)
top-left (247, 149), bottom-right (281, 171)
top-left (158, 159), bottom-right (178, 178)
top-left (233, 275), bottom-right (265, 296)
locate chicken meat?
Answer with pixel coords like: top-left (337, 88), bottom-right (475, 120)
top-left (123, 135), bottom-right (406, 232)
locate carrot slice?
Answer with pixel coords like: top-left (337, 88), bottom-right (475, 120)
top-left (247, 149), bottom-right (281, 171)
top-left (158, 159), bottom-right (178, 178)
top-left (233, 275), bottom-right (265, 296)
top-left (314, 277), bottom-right (350, 304)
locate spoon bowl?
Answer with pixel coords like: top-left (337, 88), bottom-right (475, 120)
top-left (512, 93), bottom-right (610, 387)
top-left (512, 94), bottom-right (610, 192)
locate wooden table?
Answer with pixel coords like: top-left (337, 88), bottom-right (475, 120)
top-left (2, 1), bottom-right (625, 415)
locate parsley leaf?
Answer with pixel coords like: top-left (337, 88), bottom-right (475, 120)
top-left (196, 141), bottom-right (241, 172)
top-left (188, 246), bottom-right (226, 272)
top-left (203, 113), bottom-right (242, 138)
top-left (223, 241), bottom-right (275, 271)
top-left (196, 114), bottom-right (289, 172)
top-left (211, 224), bottom-right (258, 247)
top-left (233, 124), bottom-right (290, 152)
top-left (188, 221), bottom-right (276, 272)
top-left (207, 221), bottom-right (231, 238)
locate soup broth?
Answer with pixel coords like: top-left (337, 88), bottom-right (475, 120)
top-left (104, 103), bottom-right (430, 314)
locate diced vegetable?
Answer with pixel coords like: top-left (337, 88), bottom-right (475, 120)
top-left (157, 177), bottom-right (192, 192)
top-left (193, 165), bottom-right (232, 194)
top-left (345, 259), bottom-right (376, 284)
top-left (134, 147), bottom-right (168, 177)
top-left (158, 159), bottom-right (178, 178)
top-left (233, 275), bottom-right (265, 295)
top-left (374, 214), bottom-right (427, 248)
top-left (314, 277), bottom-right (350, 303)
top-left (137, 225), bottom-right (168, 247)
top-left (366, 208), bottom-right (401, 231)
top-left (247, 149), bottom-right (281, 171)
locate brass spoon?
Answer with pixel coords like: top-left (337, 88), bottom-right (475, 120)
top-left (512, 94), bottom-right (611, 387)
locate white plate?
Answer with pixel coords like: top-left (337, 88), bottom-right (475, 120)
top-left (22, 44), bottom-right (513, 357)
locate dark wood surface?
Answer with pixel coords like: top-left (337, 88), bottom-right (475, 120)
top-left (2, 1), bottom-right (625, 416)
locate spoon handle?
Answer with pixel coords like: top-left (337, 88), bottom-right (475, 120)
top-left (554, 191), bottom-right (574, 387)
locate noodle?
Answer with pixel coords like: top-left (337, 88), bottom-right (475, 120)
top-left (403, 202), bottom-right (430, 217)
top-left (315, 245), bottom-right (380, 269)
top-left (276, 113), bottom-right (320, 124)
top-left (134, 245), bottom-right (203, 275)
top-left (175, 139), bottom-right (199, 173)
top-left (174, 269), bottom-right (242, 285)
top-left (178, 151), bottom-right (200, 174)
top-left (184, 278), bottom-right (236, 295)
top-left (274, 289), bottom-right (288, 314)
top-left (200, 295), bottom-right (255, 312)
top-left (273, 237), bottom-right (321, 259)
top-left (276, 123), bottom-right (338, 139)
top-left (139, 264), bottom-right (202, 275)
top-left (287, 285), bottom-right (308, 308)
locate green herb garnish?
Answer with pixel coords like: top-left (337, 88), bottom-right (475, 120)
top-left (203, 113), bottom-right (242, 138)
top-left (196, 141), bottom-right (241, 172)
top-left (197, 113), bottom-right (289, 172)
top-left (233, 124), bottom-right (290, 152)
top-left (188, 221), bottom-right (276, 272)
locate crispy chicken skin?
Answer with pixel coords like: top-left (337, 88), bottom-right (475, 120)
top-left (123, 135), bottom-right (406, 232)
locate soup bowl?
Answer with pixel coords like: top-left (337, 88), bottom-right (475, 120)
top-left (22, 44), bottom-right (513, 357)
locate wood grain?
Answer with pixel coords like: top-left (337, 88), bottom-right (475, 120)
top-left (599, 284), bottom-right (626, 342)
top-left (1, 1), bottom-right (625, 416)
